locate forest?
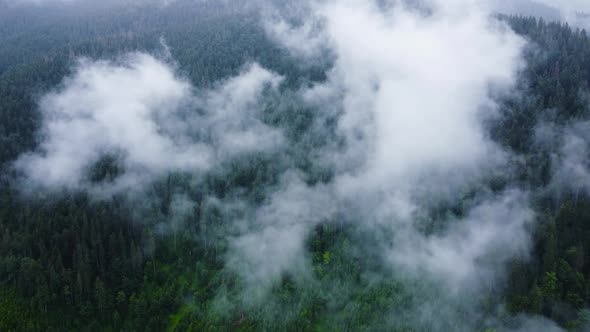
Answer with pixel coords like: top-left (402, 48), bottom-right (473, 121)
top-left (1, 0), bottom-right (590, 331)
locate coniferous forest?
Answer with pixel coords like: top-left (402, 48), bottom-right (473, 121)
top-left (2, 1), bottom-right (590, 331)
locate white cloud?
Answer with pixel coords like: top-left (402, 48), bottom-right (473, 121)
top-left (493, 0), bottom-right (590, 28)
top-left (390, 190), bottom-right (534, 291)
top-left (226, 171), bottom-right (336, 300)
top-left (534, 0), bottom-right (590, 14)
top-left (536, 121), bottom-right (590, 198)
top-left (249, 0), bottom-right (535, 315)
top-left (202, 63), bottom-right (284, 160)
top-left (15, 54), bottom-right (284, 196)
top-left (9, 0), bottom-right (570, 328)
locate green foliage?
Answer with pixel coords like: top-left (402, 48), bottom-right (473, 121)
top-left (0, 289), bottom-right (45, 331)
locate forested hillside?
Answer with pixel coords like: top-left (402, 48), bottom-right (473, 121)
top-left (1, 1), bottom-right (590, 331)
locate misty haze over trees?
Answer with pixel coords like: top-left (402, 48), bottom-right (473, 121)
top-left (2, 0), bottom-right (590, 331)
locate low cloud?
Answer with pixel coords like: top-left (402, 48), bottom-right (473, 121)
top-left (263, 0), bottom-right (527, 286)
top-left (239, 0), bottom-right (550, 329)
top-left (533, 0), bottom-right (590, 15)
top-left (227, 171), bottom-right (336, 302)
top-left (536, 121), bottom-right (590, 198)
top-left (493, 0), bottom-right (590, 28)
top-left (14, 53), bottom-right (283, 196)
top-left (390, 190), bottom-right (534, 291)
top-left (8, 0), bottom-right (576, 330)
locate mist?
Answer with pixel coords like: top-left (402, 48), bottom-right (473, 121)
top-left (493, 0), bottom-right (590, 28)
top-left (233, 0), bottom-right (544, 329)
top-left (14, 53), bottom-right (284, 197)
top-left (3, 0), bottom-right (590, 331)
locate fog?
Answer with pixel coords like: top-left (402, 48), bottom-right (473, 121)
top-left (493, 0), bottom-right (590, 28)
top-left (14, 53), bottom-right (283, 197)
top-left (7, 0), bottom-right (587, 330)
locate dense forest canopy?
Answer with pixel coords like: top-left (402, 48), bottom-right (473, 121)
top-left (2, 0), bottom-right (590, 331)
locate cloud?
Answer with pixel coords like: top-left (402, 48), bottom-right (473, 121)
top-left (8, 0), bottom-right (574, 329)
top-left (264, 0), bottom-right (527, 276)
top-left (551, 124), bottom-right (590, 196)
top-left (390, 190), bottom-right (534, 291)
top-left (493, 0), bottom-right (590, 28)
top-left (226, 171), bottom-right (336, 302)
top-left (533, 0), bottom-right (590, 14)
top-left (500, 315), bottom-right (565, 332)
top-left (536, 121), bottom-right (590, 198)
top-left (14, 53), bottom-right (283, 196)
top-left (279, 0), bottom-right (523, 181)
top-left (226, 0), bottom-right (550, 328)
top-left (491, 0), bottom-right (561, 20)
top-left (201, 63), bottom-right (284, 160)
